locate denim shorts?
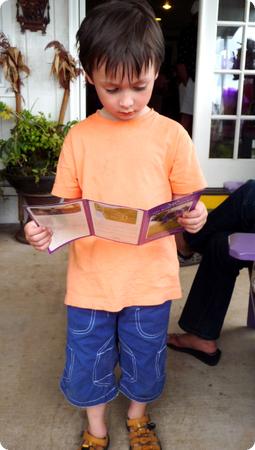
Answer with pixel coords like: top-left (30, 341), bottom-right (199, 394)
top-left (60, 301), bottom-right (171, 407)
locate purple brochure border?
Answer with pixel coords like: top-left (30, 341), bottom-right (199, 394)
top-left (139, 191), bottom-right (202, 244)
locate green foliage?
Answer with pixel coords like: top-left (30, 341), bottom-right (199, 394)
top-left (0, 101), bottom-right (14, 120)
top-left (0, 107), bottom-right (77, 182)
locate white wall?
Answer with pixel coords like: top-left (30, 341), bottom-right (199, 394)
top-left (0, 0), bottom-right (70, 118)
top-left (0, 0), bottom-right (72, 223)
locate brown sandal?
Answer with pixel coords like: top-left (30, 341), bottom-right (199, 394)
top-left (79, 430), bottom-right (110, 450)
top-left (126, 415), bottom-right (161, 449)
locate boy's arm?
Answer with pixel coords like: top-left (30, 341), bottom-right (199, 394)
top-left (173, 198), bottom-right (207, 256)
top-left (175, 232), bottom-right (193, 258)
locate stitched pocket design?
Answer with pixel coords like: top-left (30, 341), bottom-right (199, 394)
top-left (155, 345), bottom-right (167, 379)
top-left (93, 336), bottom-right (118, 386)
top-left (119, 340), bottom-right (137, 383)
top-left (69, 309), bottom-right (96, 335)
top-left (135, 307), bottom-right (163, 339)
top-left (62, 345), bottom-right (75, 382)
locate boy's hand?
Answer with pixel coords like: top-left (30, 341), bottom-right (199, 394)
top-left (177, 200), bottom-right (207, 233)
top-left (24, 220), bottom-right (53, 251)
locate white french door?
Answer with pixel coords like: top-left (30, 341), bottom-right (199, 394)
top-left (68, 0), bottom-right (86, 121)
top-left (193, 0), bottom-right (255, 186)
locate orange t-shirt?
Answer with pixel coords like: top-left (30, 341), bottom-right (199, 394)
top-left (52, 109), bottom-right (206, 311)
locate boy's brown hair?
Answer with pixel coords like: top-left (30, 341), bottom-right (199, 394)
top-left (76, 0), bottom-right (165, 80)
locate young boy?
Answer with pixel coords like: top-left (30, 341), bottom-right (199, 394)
top-left (25, 1), bottom-right (207, 448)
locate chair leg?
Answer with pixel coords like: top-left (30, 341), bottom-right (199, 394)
top-left (247, 263), bottom-right (255, 328)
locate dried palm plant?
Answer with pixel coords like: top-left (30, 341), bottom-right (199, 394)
top-left (0, 32), bottom-right (30, 113)
top-left (45, 40), bottom-right (83, 124)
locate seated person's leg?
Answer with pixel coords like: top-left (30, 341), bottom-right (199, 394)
top-left (169, 231), bottom-right (250, 365)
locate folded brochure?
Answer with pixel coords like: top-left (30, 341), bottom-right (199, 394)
top-left (26, 191), bottom-right (202, 253)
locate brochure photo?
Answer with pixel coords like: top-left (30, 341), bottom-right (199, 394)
top-left (88, 200), bottom-right (144, 245)
top-left (144, 197), bottom-right (196, 242)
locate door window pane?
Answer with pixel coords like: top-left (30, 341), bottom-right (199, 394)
top-left (215, 26), bottom-right (243, 69)
top-left (245, 29), bottom-right (255, 69)
top-left (249, 1), bottom-right (255, 22)
top-left (242, 76), bottom-right (255, 114)
top-left (212, 74), bottom-right (239, 115)
top-left (209, 120), bottom-right (235, 158)
top-left (218, 0), bottom-right (245, 21)
top-left (238, 120), bottom-right (255, 158)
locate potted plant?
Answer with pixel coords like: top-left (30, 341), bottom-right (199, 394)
top-left (0, 101), bottom-right (76, 194)
top-left (45, 40), bottom-right (83, 124)
top-left (0, 32), bottom-right (30, 114)
top-left (0, 34), bottom-right (81, 193)
top-left (0, 101), bottom-right (76, 242)
top-left (0, 35), bottom-right (81, 238)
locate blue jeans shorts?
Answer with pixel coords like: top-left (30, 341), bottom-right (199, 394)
top-left (60, 301), bottom-right (171, 408)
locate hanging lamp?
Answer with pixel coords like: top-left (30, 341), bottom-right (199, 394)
top-left (162, 1), bottom-right (172, 10)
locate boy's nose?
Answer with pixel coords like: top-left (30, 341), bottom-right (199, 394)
top-left (119, 93), bottom-right (134, 109)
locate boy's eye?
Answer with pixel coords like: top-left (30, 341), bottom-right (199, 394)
top-left (105, 88), bottom-right (118, 93)
top-left (133, 86), bottom-right (146, 91)
top-left (105, 86), bottom-right (146, 93)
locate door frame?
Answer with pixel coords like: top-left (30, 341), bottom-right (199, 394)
top-left (68, 0), bottom-right (86, 121)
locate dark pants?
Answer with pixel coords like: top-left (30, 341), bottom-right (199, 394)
top-left (179, 180), bottom-right (255, 340)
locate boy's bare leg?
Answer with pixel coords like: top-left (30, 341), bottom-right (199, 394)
top-left (167, 333), bottom-right (217, 354)
top-left (86, 403), bottom-right (108, 438)
top-left (128, 400), bottom-right (147, 419)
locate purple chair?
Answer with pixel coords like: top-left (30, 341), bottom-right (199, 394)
top-left (229, 233), bottom-right (255, 328)
top-left (223, 181), bottom-right (244, 193)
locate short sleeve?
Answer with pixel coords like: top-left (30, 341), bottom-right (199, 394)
top-left (52, 130), bottom-right (82, 199)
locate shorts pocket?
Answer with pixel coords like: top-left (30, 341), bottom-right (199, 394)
top-left (135, 307), bottom-right (165, 339)
top-left (68, 307), bottom-right (96, 336)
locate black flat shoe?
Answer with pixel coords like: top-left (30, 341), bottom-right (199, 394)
top-left (167, 343), bottom-right (221, 366)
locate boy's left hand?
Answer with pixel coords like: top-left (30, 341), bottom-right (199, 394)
top-left (177, 200), bottom-right (207, 233)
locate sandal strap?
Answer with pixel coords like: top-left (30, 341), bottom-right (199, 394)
top-left (127, 415), bottom-right (161, 450)
top-left (127, 415), bottom-right (152, 430)
top-left (80, 430), bottom-right (109, 450)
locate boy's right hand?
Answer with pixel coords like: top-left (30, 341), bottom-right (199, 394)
top-left (24, 220), bottom-right (53, 251)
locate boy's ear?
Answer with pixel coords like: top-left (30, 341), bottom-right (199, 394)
top-left (155, 71), bottom-right (159, 80)
top-left (85, 74), bottom-right (94, 85)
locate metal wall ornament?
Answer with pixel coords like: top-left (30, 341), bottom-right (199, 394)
top-left (16, 0), bottom-right (50, 34)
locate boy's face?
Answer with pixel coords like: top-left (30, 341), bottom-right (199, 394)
top-left (87, 64), bottom-right (158, 121)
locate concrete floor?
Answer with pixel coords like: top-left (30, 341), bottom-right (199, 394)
top-left (1, 225), bottom-right (255, 450)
